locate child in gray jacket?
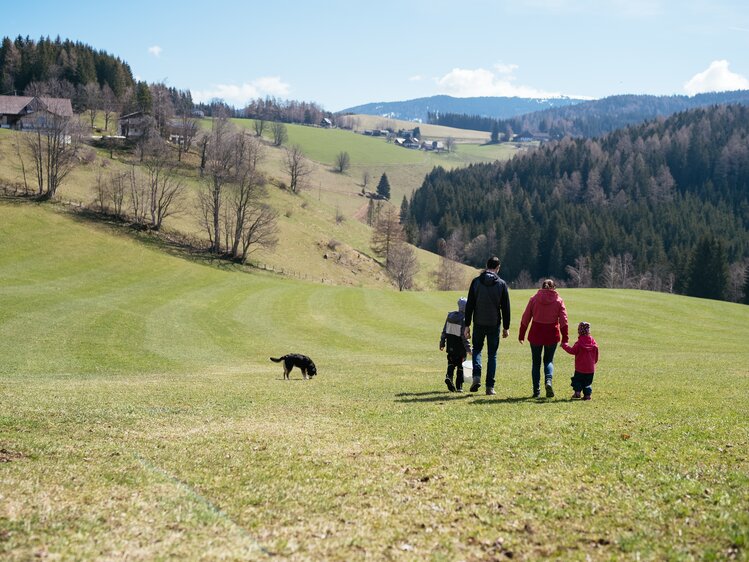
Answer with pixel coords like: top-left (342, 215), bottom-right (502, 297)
top-left (440, 297), bottom-right (472, 392)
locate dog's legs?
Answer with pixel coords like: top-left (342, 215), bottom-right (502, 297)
top-left (283, 366), bottom-right (290, 380)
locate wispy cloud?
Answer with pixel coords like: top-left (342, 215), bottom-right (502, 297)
top-left (436, 65), bottom-right (564, 98)
top-left (684, 60), bottom-right (749, 95)
top-left (408, 75), bottom-right (423, 82)
top-left (192, 76), bottom-right (291, 106)
top-left (148, 45), bottom-right (162, 57)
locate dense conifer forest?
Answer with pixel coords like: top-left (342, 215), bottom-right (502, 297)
top-left (0, 35), bottom-right (135, 98)
top-left (409, 104), bottom-right (749, 301)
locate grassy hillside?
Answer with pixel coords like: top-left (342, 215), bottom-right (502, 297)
top-left (1, 201), bottom-right (748, 560)
top-left (0, 122), bottom-right (495, 289)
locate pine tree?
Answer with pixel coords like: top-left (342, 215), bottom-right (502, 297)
top-left (742, 264), bottom-right (749, 305)
top-left (686, 237), bottom-right (728, 300)
top-left (491, 121), bottom-right (500, 143)
top-left (376, 172), bottom-right (391, 200)
top-left (400, 195), bottom-right (409, 224)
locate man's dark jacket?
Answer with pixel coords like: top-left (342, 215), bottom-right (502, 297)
top-left (464, 270), bottom-right (511, 330)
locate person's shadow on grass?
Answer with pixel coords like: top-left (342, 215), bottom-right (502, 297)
top-left (395, 391), bottom-right (470, 403)
top-left (470, 396), bottom-right (577, 405)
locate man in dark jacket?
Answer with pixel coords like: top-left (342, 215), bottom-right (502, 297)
top-left (463, 256), bottom-right (511, 395)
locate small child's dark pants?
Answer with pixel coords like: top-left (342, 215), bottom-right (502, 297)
top-left (570, 371), bottom-right (594, 396)
top-left (446, 352), bottom-right (466, 388)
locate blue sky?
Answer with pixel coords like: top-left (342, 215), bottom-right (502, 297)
top-left (3, 0), bottom-right (748, 111)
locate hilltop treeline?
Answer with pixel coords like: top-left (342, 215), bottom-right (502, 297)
top-left (429, 91), bottom-right (749, 139)
top-left (427, 112), bottom-right (499, 133)
top-left (409, 104), bottom-right (749, 301)
top-left (241, 97), bottom-right (332, 124)
top-left (0, 35), bottom-right (135, 98)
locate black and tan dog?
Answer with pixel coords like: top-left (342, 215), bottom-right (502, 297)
top-left (270, 354), bottom-right (318, 380)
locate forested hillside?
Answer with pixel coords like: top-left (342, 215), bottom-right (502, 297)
top-left (430, 91), bottom-right (749, 139)
top-left (0, 35), bottom-right (135, 98)
top-left (408, 104), bottom-right (749, 301)
top-left (339, 94), bottom-right (584, 122)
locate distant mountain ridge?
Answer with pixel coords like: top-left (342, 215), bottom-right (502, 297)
top-left (338, 94), bottom-right (586, 122)
top-left (482, 90), bottom-right (749, 138)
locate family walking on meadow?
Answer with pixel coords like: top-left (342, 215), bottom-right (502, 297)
top-left (440, 257), bottom-right (599, 400)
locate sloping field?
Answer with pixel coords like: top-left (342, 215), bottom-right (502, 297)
top-left (344, 114), bottom-right (491, 143)
top-left (1, 202), bottom-right (748, 560)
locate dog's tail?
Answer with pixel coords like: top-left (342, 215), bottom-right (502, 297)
top-left (269, 356), bottom-right (284, 363)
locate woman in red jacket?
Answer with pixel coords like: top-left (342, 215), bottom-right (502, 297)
top-left (518, 279), bottom-right (569, 398)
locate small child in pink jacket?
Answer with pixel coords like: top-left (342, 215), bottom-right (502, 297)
top-left (561, 321), bottom-right (599, 400)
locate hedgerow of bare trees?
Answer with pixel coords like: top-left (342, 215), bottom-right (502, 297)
top-left (198, 117), bottom-right (277, 261)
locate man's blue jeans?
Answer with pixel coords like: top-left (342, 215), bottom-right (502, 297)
top-left (530, 343), bottom-right (557, 392)
top-left (471, 325), bottom-right (500, 389)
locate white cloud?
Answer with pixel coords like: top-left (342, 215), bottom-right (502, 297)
top-left (148, 45), bottom-right (162, 57)
top-left (436, 66), bottom-right (563, 98)
top-left (408, 75), bottom-right (423, 82)
top-left (684, 60), bottom-right (749, 95)
top-left (192, 76), bottom-right (291, 106)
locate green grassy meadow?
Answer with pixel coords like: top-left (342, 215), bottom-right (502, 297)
top-left (1, 201), bottom-right (748, 560)
top-left (0, 123), bottom-right (484, 290)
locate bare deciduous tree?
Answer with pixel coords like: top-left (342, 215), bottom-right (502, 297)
top-left (432, 255), bottom-right (465, 290)
top-left (335, 151), bottom-right (350, 173)
top-left (283, 144), bottom-right (312, 193)
top-left (388, 241), bottom-right (419, 291)
top-left (445, 136), bottom-right (456, 153)
top-left (371, 205), bottom-right (405, 266)
top-left (83, 82), bottom-right (101, 130)
top-left (108, 171), bottom-right (127, 218)
top-left (226, 134), bottom-right (276, 261)
top-left (25, 110), bottom-right (82, 200)
top-left (198, 125), bottom-right (278, 259)
top-left (142, 143), bottom-right (186, 230)
top-left (361, 169), bottom-right (370, 190)
top-left (271, 121), bottom-right (288, 146)
top-left (433, 233), bottom-right (466, 290)
top-left (127, 166), bottom-right (149, 224)
top-left (201, 117), bottom-right (237, 252)
top-left (101, 84), bottom-right (117, 133)
top-left (149, 83), bottom-right (175, 138)
top-left (253, 118), bottom-right (266, 137)
top-left (514, 270), bottom-right (534, 289)
top-left (566, 256), bottom-right (593, 288)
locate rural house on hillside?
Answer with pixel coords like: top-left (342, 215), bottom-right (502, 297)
top-left (0, 95), bottom-right (74, 130)
top-left (118, 111), bottom-right (151, 138)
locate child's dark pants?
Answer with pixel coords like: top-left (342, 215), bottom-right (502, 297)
top-left (570, 371), bottom-right (594, 397)
top-left (446, 352), bottom-right (466, 389)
